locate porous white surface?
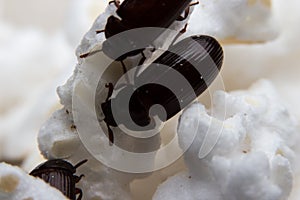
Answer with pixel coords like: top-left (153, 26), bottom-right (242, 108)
top-left (39, 0), bottom-right (191, 160)
top-left (38, 0), bottom-right (277, 168)
top-left (153, 80), bottom-right (298, 200)
top-left (35, 0), bottom-right (295, 200)
top-left (2, 0), bottom-right (300, 199)
top-left (186, 0), bottom-right (277, 42)
top-left (0, 162), bottom-right (67, 200)
top-left (0, 22), bottom-right (74, 165)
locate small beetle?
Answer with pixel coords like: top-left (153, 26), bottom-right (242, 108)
top-left (100, 35), bottom-right (224, 144)
top-left (80, 0), bottom-right (198, 64)
top-left (30, 159), bottom-right (87, 200)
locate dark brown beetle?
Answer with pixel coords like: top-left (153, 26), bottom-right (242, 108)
top-left (80, 0), bottom-right (198, 63)
top-left (100, 35), bottom-right (224, 144)
top-left (30, 159), bottom-right (87, 200)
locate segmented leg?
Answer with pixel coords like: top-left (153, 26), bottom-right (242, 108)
top-left (176, 1), bottom-right (199, 21)
top-left (75, 188), bottom-right (83, 200)
top-left (109, 0), bottom-right (120, 8)
top-left (105, 83), bottom-right (114, 102)
top-left (120, 60), bottom-right (130, 83)
top-left (79, 49), bottom-right (102, 58)
top-left (104, 83), bottom-right (115, 145)
top-left (96, 29), bottom-right (105, 34)
top-left (74, 174), bottom-right (85, 183)
top-left (134, 51), bottom-right (147, 83)
top-left (170, 24), bottom-right (188, 46)
top-left (107, 123), bottom-right (114, 145)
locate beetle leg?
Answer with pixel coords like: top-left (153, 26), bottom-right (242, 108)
top-left (109, 0), bottom-right (120, 8)
top-left (176, 7), bottom-right (190, 21)
top-left (96, 29), bottom-right (105, 34)
top-left (75, 188), bottom-right (83, 200)
top-left (74, 174), bottom-right (85, 183)
top-left (107, 123), bottom-right (114, 145)
top-left (105, 83), bottom-right (114, 102)
top-left (190, 1), bottom-right (200, 7)
top-left (79, 49), bottom-right (102, 58)
top-left (170, 24), bottom-right (188, 46)
top-left (176, 1), bottom-right (199, 21)
top-left (134, 52), bottom-right (147, 83)
top-left (120, 60), bottom-right (130, 83)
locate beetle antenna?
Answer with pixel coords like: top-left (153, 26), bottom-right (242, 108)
top-left (96, 29), bottom-right (105, 34)
top-left (74, 159), bottom-right (88, 169)
top-left (190, 1), bottom-right (199, 7)
top-left (79, 49), bottom-right (103, 58)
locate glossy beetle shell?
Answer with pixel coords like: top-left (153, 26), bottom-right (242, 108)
top-left (30, 159), bottom-right (87, 200)
top-left (105, 0), bottom-right (193, 38)
top-left (101, 35), bottom-right (223, 131)
top-left (102, 0), bottom-right (193, 61)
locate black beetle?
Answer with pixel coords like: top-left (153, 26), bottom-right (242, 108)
top-left (100, 35), bottom-right (224, 144)
top-left (30, 159), bottom-right (87, 200)
top-left (80, 0), bottom-right (198, 63)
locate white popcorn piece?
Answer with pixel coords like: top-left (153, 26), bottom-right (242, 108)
top-left (36, 2), bottom-right (193, 198)
top-left (154, 80), bottom-right (298, 200)
top-left (39, 0), bottom-right (191, 162)
top-left (185, 0), bottom-right (278, 42)
top-left (0, 163), bottom-right (67, 200)
top-left (64, 0), bottom-right (109, 48)
top-left (0, 22), bottom-right (74, 162)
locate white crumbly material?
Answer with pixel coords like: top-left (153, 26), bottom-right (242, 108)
top-left (39, 0), bottom-right (278, 168)
top-left (35, 0), bottom-right (294, 200)
top-left (153, 80), bottom-right (298, 200)
top-left (186, 0), bottom-right (278, 42)
top-left (39, 0), bottom-right (191, 160)
top-left (0, 162), bottom-right (67, 200)
top-left (2, 0), bottom-right (299, 199)
top-left (0, 22), bottom-right (74, 164)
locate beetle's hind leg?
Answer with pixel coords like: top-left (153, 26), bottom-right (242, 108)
top-left (103, 83), bottom-right (115, 145)
top-left (133, 51), bottom-right (147, 83)
top-left (120, 60), bottom-right (130, 83)
top-left (109, 0), bottom-right (120, 8)
top-left (176, 1), bottom-right (199, 21)
top-left (107, 124), bottom-right (114, 146)
top-left (75, 188), bottom-right (83, 200)
top-left (170, 24), bottom-right (188, 46)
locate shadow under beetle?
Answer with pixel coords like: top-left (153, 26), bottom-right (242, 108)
top-left (30, 159), bottom-right (88, 200)
top-left (100, 35), bottom-right (224, 144)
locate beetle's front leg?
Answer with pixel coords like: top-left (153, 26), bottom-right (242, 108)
top-left (75, 188), bottom-right (83, 200)
top-left (74, 174), bottom-right (84, 183)
top-left (109, 0), bottom-right (120, 8)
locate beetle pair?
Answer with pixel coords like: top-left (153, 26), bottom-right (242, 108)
top-left (30, 159), bottom-right (87, 200)
top-left (79, 0), bottom-right (223, 145)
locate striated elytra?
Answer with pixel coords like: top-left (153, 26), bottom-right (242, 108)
top-left (80, 0), bottom-right (194, 60)
top-left (101, 35), bottom-right (224, 143)
top-left (30, 159), bottom-right (87, 200)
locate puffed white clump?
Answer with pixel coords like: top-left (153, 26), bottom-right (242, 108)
top-left (0, 163), bottom-right (67, 200)
top-left (37, 0), bottom-right (281, 199)
top-left (185, 0), bottom-right (278, 42)
top-left (0, 22), bottom-right (74, 169)
top-left (39, 0), bottom-right (190, 160)
top-left (153, 80), bottom-right (298, 200)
